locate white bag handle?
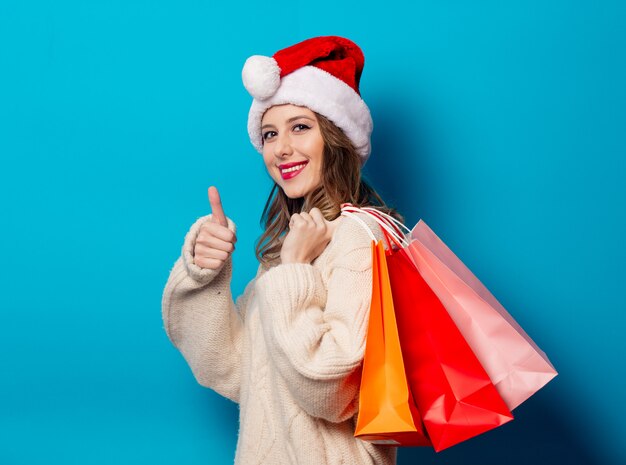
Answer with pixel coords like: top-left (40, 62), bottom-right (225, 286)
top-left (360, 206), bottom-right (412, 235)
top-left (339, 210), bottom-right (378, 242)
top-left (340, 204), bottom-right (410, 248)
top-left (341, 205), bottom-right (407, 246)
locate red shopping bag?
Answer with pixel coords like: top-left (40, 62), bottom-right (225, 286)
top-left (343, 206), bottom-right (513, 452)
top-left (387, 242), bottom-right (513, 451)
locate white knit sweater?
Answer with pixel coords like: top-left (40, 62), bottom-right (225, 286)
top-left (161, 211), bottom-right (397, 465)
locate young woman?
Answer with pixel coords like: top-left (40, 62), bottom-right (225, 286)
top-left (162, 36), bottom-right (404, 465)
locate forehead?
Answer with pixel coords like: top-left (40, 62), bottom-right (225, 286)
top-left (261, 104), bottom-right (316, 124)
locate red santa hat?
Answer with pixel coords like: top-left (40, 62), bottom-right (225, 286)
top-left (242, 36), bottom-right (373, 165)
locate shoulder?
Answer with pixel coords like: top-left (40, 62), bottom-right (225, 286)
top-left (325, 211), bottom-right (386, 271)
top-left (334, 210), bottom-right (386, 245)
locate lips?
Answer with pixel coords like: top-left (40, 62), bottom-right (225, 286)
top-left (278, 161), bottom-right (309, 169)
top-left (279, 161), bottom-right (308, 180)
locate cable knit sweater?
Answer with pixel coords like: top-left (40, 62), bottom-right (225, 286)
top-left (161, 211), bottom-right (397, 465)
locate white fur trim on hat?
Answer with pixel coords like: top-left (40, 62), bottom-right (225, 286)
top-left (247, 65), bottom-right (373, 164)
top-left (242, 55), bottom-right (281, 100)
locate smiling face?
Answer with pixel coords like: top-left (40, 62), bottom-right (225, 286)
top-left (261, 104), bottom-right (325, 200)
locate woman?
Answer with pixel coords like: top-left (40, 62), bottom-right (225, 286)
top-left (162, 36), bottom-right (404, 465)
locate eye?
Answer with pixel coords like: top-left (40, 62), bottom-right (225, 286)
top-left (262, 130), bottom-right (277, 141)
top-left (293, 123), bottom-right (310, 132)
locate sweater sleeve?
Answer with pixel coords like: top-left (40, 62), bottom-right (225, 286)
top-left (254, 213), bottom-right (383, 423)
top-left (161, 213), bottom-right (248, 404)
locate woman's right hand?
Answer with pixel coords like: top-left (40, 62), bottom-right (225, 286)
top-left (193, 186), bottom-right (237, 270)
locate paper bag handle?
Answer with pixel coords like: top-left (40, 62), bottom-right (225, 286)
top-left (340, 203), bottom-right (410, 250)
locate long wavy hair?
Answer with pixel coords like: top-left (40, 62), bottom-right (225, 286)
top-left (255, 110), bottom-right (405, 269)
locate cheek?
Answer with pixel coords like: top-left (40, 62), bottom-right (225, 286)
top-left (262, 151), bottom-right (273, 170)
top-left (263, 160), bottom-right (277, 180)
top-left (312, 141), bottom-right (325, 169)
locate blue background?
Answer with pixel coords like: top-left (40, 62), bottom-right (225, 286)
top-left (1, 1), bottom-right (624, 464)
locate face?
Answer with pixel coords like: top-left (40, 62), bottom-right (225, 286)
top-left (261, 104), bottom-right (325, 199)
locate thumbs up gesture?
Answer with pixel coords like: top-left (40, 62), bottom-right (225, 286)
top-left (193, 186), bottom-right (237, 270)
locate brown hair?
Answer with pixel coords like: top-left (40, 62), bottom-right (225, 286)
top-left (255, 110), bottom-right (405, 268)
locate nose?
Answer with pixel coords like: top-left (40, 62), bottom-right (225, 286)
top-left (273, 131), bottom-right (293, 159)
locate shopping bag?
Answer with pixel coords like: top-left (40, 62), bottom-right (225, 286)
top-left (352, 215), bottom-right (431, 446)
top-left (354, 206), bottom-right (557, 410)
top-left (343, 206), bottom-right (513, 452)
top-left (405, 220), bottom-right (558, 410)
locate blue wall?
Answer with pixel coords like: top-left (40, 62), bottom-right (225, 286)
top-left (1, 1), bottom-right (624, 464)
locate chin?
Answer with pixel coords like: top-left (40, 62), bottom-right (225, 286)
top-left (277, 179), bottom-right (319, 200)
top-left (284, 191), bottom-right (308, 200)
top-left (278, 184), bottom-right (308, 199)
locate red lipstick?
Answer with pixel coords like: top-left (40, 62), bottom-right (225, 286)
top-left (279, 161), bottom-right (308, 180)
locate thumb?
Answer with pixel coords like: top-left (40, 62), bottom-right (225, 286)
top-left (325, 216), bottom-right (342, 239)
top-left (208, 186), bottom-right (228, 227)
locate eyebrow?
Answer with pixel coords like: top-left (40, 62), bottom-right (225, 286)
top-left (261, 115), bottom-right (315, 130)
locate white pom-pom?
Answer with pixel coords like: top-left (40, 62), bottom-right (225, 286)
top-left (242, 55), bottom-right (281, 100)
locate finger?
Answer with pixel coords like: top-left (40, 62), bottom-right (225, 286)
top-left (194, 256), bottom-right (224, 270)
top-left (195, 244), bottom-right (231, 261)
top-left (289, 213), bottom-right (302, 228)
top-left (291, 215), bottom-right (312, 229)
top-left (200, 221), bottom-right (237, 243)
top-left (308, 208), bottom-right (325, 227)
top-left (208, 186), bottom-right (228, 227)
top-left (298, 211), bottom-right (315, 226)
top-left (197, 232), bottom-right (236, 252)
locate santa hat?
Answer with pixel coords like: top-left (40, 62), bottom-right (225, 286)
top-left (242, 36), bottom-right (373, 165)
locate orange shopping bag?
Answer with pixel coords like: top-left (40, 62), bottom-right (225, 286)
top-left (351, 215), bottom-right (430, 447)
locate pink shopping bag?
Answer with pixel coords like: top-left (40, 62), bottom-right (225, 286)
top-left (406, 220), bottom-right (557, 410)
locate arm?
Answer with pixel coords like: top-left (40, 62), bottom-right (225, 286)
top-left (161, 214), bottom-right (249, 403)
top-left (254, 213), bottom-right (383, 422)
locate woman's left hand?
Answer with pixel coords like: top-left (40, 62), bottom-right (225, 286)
top-left (280, 208), bottom-right (341, 265)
